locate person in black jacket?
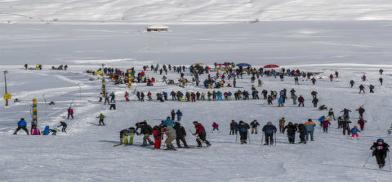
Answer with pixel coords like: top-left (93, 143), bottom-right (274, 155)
top-left (370, 139), bottom-right (390, 169)
top-left (297, 123), bottom-right (306, 144)
top-left (230, 120), bottom-right (238, 135)
top-left (262, 122), bottom-right (277, 145)
top-left (250, 120), bottom-right (260, 134)
top-left (136, 121), bottom-right (154, 146)
top-left (283, 122), bottom-right (297, 144)
top-left (174, 122), bottom-right (188, 148)
top-left (238, 121), bottom-right (250, 144)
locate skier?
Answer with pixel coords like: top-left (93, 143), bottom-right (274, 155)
top-left (97, 113), bottom-right (105, 126)
top-left (283, 122), bottom-right (297, 144)
top-left (212, 122), bottom-right (219, 132)
top-left (192, 121), bottom-right (211, 147)
top-left (250, 120), bottom-right (260, 134)
top-left (262, 122), bottom-right (277, 145)
top-left (176, 110), bottom-right (183, 121)
top-left (279, 117), bottom-right (286, 133)
top-left (57, 121), bottom-right (67, 133)
top-left (230, 120), bottom-right (238, 135)
top-left (174, 122), bottom-right (188, 148)
top-left (13, 118), bottom-right (29, 135)
top-left (67, 107), bottom-right (74, 119)
top-left (238, 121), bottom-right (250, 144)
top-left (370, 139), bottom-right (389, 169)
top-left (351, 126), bottom-right (360, 139)
top-left (304, 119), bottom-right (316, 141)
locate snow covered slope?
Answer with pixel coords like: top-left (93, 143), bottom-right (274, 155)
top-left (1, 0), bottom-right (392, 23)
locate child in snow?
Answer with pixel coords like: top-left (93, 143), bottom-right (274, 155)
top-left (212, 122), bottom-right (219, 132)
top-left (351, 126), bottom-right (360, 139)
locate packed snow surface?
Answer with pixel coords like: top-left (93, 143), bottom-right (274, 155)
top-left (1, 0), bottom-right (392, 23)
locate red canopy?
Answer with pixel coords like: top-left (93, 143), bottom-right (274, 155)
top-left (264, 64), bottom-right (279, 68)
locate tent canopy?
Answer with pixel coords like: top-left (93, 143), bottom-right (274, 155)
top-left (236, 63), bottom-right (251, 67)
top-left (264, 64), bottom-right (279, 68)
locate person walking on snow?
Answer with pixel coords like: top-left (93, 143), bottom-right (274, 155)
top-left (298, 95), bottom-right (305, 107)
top-left (192, 121), bottom-right (211, 147)
top-left (230, 120), bottom-right (238, 135)
top-left (351, 126), bottom-right (360, 139)
top-left (176, 110), bottom-right (183, 121)
top-left (212, 122), bottom-right (219, 132)
top-left (13, 118), bottom-right (29, 135)
top-left (304, 119), bottom-right (316, 141)
top-left (262, 122), bottom-right (277, 145)
top-left (238, 121), bottom-right (250, 144)
top-left (283, 122), bottom-right (297, 144)
top-left (152, 126), bottom-right (162, 149)
top-left (162, 117), bottom-right (176, 150)
top-left (174, 122), bottom-right (188, 148)
top-left (322, 118), bottom-right (331, 133)
top-left (356, 106), bottom-right (365, 118)
top-left (370, 139), bottom-right (389, 169)
top-left (279, 117), bottom-right (286, 133)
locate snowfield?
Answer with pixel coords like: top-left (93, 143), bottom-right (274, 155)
top-left (1, 62), bottom-right (392, 182)
top-left (1, 0), bottom-right (392, 23)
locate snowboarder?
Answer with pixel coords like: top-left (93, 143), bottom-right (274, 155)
top-left (370, 139), bottom-right (389, 169)
top-left (13, 118), bottom-right (29, 135)
top-left (304, 119), bottom-right (316, 141)
top-left (262, 122), bottom-right (277, 145)
top-left (67, 107), bottom-right (74, 119)
top-left (283, 122), bottom-right (297, 144)
top-left (250, 120), bottom-right (260, 134)
top-left (192, 121), bottom-right (211, 147)
top-left (174, 122), bottom-right (188, 148)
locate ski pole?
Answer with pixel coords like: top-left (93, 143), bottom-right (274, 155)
top-left (362, 152), bottom-right (372, 168)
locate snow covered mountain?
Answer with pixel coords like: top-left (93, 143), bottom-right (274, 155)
top-left (1, 0), bottom-right (392, 23)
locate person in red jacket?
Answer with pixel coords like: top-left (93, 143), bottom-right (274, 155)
top-left (152, 125), bottom-right (162, 150)
top-left (193, 121), bottom-right (211, 147)
top-left (212, 122), bottom-right (219, 132)
top-left (67, 107), bottom-right (74, 119)
top-left (298, 95), bottom-right (305, 107)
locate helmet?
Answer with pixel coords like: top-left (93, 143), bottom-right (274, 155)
top-left (377, 138), bottom-right (384, 143)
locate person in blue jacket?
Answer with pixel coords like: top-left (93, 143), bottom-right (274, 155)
top-left (43, 126), bottom-right (50, 135)
top-left (278, 95), bottom-right (285, 107)
top-left (262, 122), bottom-right (277, 145)
top-left (162, 117), bottom-right (175, 127)
top-left (176, 110), bottom-right (183, 121)
top-left (13, 118), bottom-right (29, 135)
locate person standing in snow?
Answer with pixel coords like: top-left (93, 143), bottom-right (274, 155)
top-left (238, 121), bottom-right (250, 144)
top-left (230, 120), bottom-right (238, 135)
top-left (171, 110), bottom-right (176, 121)
top-left (297, 123), bottom-right (306, 144)
top-left (262, 122), bottom-right (277, 145)
top-left (152, 126), bottom-right (162, 149)
top-left (58, 121), bottom-right (67, 133)
top-left (359, 84), bottom-right (365, 94)
top-left (250, 120), bottom-right (260, 134)
top-left (176, 110), bottom-right (183, 121)
top-left (67, 107), bottom-right (74, 120)
top-left (279, 117), bottom-right (286, 133)
top-left (370, 139), bottom-right (389, 169)
top-left (304, 119), bottom-right (316, 141)
top-left (162, 117), bottom-right (176, 150)
top-left (283, 122), bottom-right (297, 144)
top-left (322, 118), bottom-right (331, 133)
top-left (174, 122), bottom-right (188, 148)
top-left (298, 95), bottom-right (305, 107)
top-left (97, 113), bottom-right (105, 126)
top-left (192, 121), bottom-right (211, 147)
top-left (13, 118), bottom-right (29, 135)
